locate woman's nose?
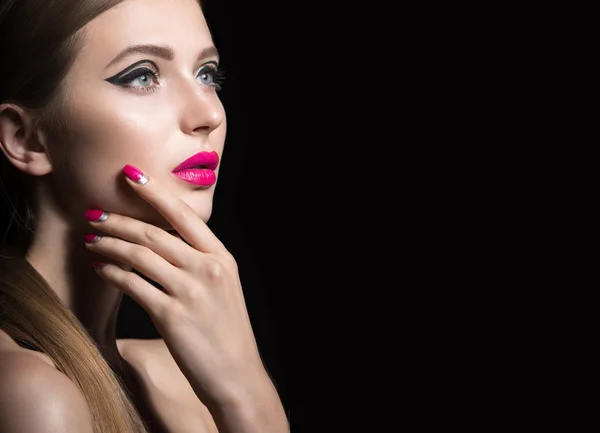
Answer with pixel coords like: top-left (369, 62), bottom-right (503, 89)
top-left (179, 86), bottom-right (225, 136)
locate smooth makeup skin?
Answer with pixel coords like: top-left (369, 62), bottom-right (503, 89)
top-left (48, 0), bottom-right (227, 231)
top-left (15, 0), bottom-right (226, 373)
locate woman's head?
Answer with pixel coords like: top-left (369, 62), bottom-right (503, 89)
top-left (1, 0), bottom-right (225, 250)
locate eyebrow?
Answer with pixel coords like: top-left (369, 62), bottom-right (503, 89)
top-left (105, 44), bottom-right (220, 69)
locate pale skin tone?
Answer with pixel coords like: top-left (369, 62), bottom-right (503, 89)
top-left (0, 0), bottom-right (287, 431)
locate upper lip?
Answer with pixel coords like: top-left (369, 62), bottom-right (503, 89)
top-left (172, 151), bottom-right (219, 172)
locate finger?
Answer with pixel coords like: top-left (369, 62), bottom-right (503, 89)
top-left (122, 164), bottom-right (227, 254)
top-left (92, 262), bottom-right (170, 321)
top-left (85, 210), bottom-right (199, 269)
top-left (84, 234), bottom-right (180, 295)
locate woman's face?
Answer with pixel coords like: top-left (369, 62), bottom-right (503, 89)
top-left (48, 0), bottom-right (226, 230)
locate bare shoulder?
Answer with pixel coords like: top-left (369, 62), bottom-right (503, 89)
top-left (0, 350), bottom-right (94, 432)
top-left (0, 329), bottom-right (56, 368)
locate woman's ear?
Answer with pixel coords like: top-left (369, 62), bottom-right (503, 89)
top-left (0, 103), bottom-right (53, 176)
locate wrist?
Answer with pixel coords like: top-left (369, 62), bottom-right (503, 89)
top-left (205, 370), bottom-right (288, 433)
top-left (206, 365), bottom-right (273, 408)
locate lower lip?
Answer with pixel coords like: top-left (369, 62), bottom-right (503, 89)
top-left (172, 169), bottom-right (216, 186)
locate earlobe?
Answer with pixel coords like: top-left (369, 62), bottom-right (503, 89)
top-left (0, 104), bottom-right (53, 176)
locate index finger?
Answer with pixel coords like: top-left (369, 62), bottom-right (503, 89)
top-left (122, 164), bottom-right (226, 254)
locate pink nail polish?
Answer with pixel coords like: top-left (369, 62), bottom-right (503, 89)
top-left (84, 209), bottom-right (109, 222)
top-left (83, 234), bottom-right (102, 243)
top-left (92, 261), bottom-right (106, 270)
top-left (123, 165), bottom-right (148, 185)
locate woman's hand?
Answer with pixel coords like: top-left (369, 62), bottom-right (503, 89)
top-left (82, 164), bottom-right (286, 431)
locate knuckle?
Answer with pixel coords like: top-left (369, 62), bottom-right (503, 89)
top-left (143, 224), bottom-right (165, 244)
top-left (223, 252), bottom-right (238, 270)
top-left (181, 205), bottom-right (197, 221)
top-left (206, 259), bottom-right (226, 280)
top-left (131, 245), bottom-right (153, 263)
top-left (121, 272), bottom-right (139, 293)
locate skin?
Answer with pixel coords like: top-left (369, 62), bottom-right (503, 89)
top-left (0, 0), bottom-right (226, 371)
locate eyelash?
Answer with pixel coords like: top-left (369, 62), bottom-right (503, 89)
top-left (117, 64), bottom-right (226, 94)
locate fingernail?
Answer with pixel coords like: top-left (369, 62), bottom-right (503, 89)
top-left (83, 233), bottom-right (102, 243)
top-left (123, 165), bottom-right (148, 185)
top-left (92, 261), bottom-right (107, 270)
top-left (84, 209), bottom-right (109, 222)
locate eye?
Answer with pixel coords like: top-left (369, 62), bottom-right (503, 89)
top-left (130, 72), bottom-right (155, 88)
top-left (198, 68), bottom-right (214, 86)
top-left (121, 68), bottom-right (159, 93)
top-left (105, 64), bottom-right (160, 94)
top-left (196, 64), bottom-right (226, 91)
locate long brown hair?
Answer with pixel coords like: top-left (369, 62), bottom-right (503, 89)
top-left (1, 0), bottom-right (201, 431)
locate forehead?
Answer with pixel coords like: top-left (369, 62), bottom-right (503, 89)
top-left (77, 0), bottom-right (212, 65)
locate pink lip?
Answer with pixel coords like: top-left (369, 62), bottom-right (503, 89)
top-left (172, 151), bottom-right (219, 172)
top-left (172, 151), bottom-right (219, 186)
